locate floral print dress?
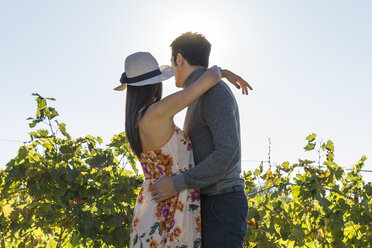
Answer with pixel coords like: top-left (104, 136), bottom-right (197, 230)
top-left (130, 126), bottom-right (201, 248)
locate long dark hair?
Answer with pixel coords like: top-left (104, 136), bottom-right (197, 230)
top-left (125, 83), bottom-right (163, 157)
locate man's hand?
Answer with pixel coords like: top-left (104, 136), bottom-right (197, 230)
top-left (152, 176), bottom-right (177, 202)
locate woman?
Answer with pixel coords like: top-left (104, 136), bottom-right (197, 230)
top-left (114, 52), bottom-right (249, 248)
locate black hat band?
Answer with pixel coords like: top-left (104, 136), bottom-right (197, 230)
top-left (120, 68), bottom-right (161, 85)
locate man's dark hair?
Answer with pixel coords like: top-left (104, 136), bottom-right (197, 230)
top-left (170, 32), bottom-right (211, 67)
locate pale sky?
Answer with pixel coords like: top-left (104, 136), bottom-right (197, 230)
top-left (1, 0), bottom-right (371, 179)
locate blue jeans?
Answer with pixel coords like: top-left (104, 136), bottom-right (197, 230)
top-left (201, 190), bottom-right (248, 248)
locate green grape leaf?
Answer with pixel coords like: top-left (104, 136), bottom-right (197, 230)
top-left (306, 133), bottom-right (316, 142)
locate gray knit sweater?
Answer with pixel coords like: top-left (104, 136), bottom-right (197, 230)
top-left (171, 68), bottom-right (245, 194)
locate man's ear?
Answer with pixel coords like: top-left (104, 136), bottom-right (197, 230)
top-left (176, 53), bottom-right (183, 66)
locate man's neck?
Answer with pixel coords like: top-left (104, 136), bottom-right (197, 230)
top-left (182, 66), bottom-right (206, 89)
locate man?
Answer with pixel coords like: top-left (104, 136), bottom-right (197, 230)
top-left (152, 32), bottom-right (251, 247)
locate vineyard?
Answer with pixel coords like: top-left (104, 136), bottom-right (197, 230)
top-left (0, 95), bottom-right (371, 247)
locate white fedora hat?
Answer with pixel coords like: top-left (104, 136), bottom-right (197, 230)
top-left (114, 52), bottom-right (175, 91)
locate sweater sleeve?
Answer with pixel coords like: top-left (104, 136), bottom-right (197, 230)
top-left (171, 82), bottom-right (240, 192)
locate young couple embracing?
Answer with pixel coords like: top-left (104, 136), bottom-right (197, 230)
top-left (114, 32), bottom-right (253, 248)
